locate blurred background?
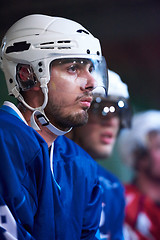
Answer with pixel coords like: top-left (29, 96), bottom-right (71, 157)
top-left (0, 0), bottom-right (160, 182)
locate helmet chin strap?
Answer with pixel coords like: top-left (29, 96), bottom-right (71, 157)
top-left (12, 85), bottom-right (72, 136)
top-left (30, 84), bottom-right (72, 135)
top-left (30, 110), bottom-right (72, 136)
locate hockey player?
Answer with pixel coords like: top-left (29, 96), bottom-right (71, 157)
top-left (118, 110), bottom-right (160, 240)
top-left (67, 69), bottom-right (132, 239)
top-left (0, 14), bottom-right (108, 239)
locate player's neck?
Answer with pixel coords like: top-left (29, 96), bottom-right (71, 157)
top-left (36, 126), bottom-right (58, 147)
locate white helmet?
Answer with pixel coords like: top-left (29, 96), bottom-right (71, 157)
top-left (108, 70), bottom-right (129, 98)
top-left (118, 110), bottom-right (160, 167)
top-left (0, 14), bottom-right (108, 112)
top-left (91, 69), bottom-right (132, 128)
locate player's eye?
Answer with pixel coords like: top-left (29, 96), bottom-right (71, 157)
top-left (68, 64), bottom-right (78, 73)
top-left (89, 64), bottom-right (94, 73)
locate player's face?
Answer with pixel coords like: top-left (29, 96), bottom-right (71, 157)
top-left (74, 101), bottom-right (120, 159)
top-left (45, 59), bottom-right (96, 130)
top-left (144, 131), bottom-right (160, 180)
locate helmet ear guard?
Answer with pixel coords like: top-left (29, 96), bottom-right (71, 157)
top-left (16, 64), bottom-right (37, 91)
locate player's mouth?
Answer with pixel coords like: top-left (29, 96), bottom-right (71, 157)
top-left (100, 131), bottom-right (115, 144)
top-left (80, 96), bottom-right (93, 108)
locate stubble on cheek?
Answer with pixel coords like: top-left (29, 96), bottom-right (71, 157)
top-left (60, 108), bottom-right (89, 128)
top-left (45, 96), bottom-right (89, 129)
top-left (47, 78), bottom-right (91, 128)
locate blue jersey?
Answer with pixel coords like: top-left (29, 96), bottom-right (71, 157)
top-left (53, 135), bottom-right (102, 240)
top-left (0, 106), bottom-right (55, 239)
top-left (97, 164), bottom-right (125, 240)
top-left (0, 103), bottom-right (102, 239)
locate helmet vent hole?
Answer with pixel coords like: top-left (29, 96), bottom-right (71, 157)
top-left (87, 49), bottom-right (90, 54)
top-left (40, 42), bottom-right (54, 45)
top-left (58, 47), bottom-right (71, 49)
top-left (9, 78), bottom-right (13, 84)
top-left (97, 51), bottom-right (100, 55)
top-left (57, 40), bottom-right (71, 49)
top-left (6, 41), bottom-right (31, 53)
top-left (57, 40), bottom-right (71, 43)
top-left (77, 29), bottom-right (89, 35)
top-left (40, 42), bottom-right (55, 49)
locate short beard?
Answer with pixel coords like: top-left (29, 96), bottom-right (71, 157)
top-left (45, 104), bottom-right (89, 130)
top-left (54, 111), bottom-right (89, 129)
